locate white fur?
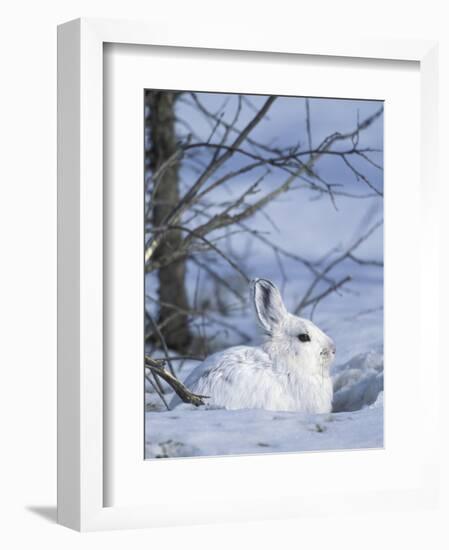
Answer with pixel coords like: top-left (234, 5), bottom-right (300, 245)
top-left (170, 279), bottom-right (336, 413)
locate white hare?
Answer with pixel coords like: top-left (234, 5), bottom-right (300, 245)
top-left (170, 278), bottom-right (336, 413)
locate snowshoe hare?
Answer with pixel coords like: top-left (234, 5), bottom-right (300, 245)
top-left (171, 278), bottom-right (336, 413)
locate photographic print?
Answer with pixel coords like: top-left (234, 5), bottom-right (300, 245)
top-left (144, 90), bottom-right (383, 459)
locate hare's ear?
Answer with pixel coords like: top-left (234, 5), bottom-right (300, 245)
top-left (251, 278), bottom-right (288, 334)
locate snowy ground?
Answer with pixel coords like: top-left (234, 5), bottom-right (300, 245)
top-left (146, 395), bottom-right (383, 459)
top-left (145, 348), bottom-right (384, 459)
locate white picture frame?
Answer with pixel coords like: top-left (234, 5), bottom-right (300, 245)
top-left (57, 17), bottom-right (440, 531)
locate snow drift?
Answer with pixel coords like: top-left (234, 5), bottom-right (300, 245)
top-left (145, 349), bottom-right (384, 459)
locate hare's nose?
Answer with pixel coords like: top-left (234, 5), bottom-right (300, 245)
top-left (330, 341), bottom-right (336, 355)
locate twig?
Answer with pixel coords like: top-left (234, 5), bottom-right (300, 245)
top-left (145, 356), bottom-right (209, 407)
top-left (145, 373), bottom-right (170, 410)
top-left (190, 256), bottom-right (246, 303)
top-left (146, 294), bottom-right (252, 342)
top-left (145, 96), bottom-right (277, 264)
top-left (341, 155), bottom-right (383, 196)
top-left (306, 275), bottom-right (352, 319)
top-left (348, 253), bottom-right (383, 267)
top-left (295, 220), bottom-right (383, 314)
top-left (167, 224), bottom-right (250, 283)
top-left (145, 311), bottom-right (176, 376)
top-left (305, 98), bottom-right (313, 152)
top-left (189, 93), bottom-right (279, 156)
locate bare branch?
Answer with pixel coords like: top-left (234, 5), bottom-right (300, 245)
top-left (189, 93), bottom-right (280, 155)
top-left (348, 253), bottom-right (383, 267)
top-left (305, 98), bottom-right (313, 152)
top-left (295, 220), bottom-right (383, 314)
top-left (304, 275), bottom-right (352, 317)
top-left (145, 311), bottom-right (176, 376)
top-left (190, 256), bottom-right (246, 303)
top-left (145, 372), bottom-right (170, 411)
top-left (145, 94), bottom-right (383, 356)
top-left (146, 295), bottom-right (252, 342)
top-left (145, 96), bottom-right (277, 264)
top-left (168, 224), bottom-right (250, 282)
top-left (341, 154), bottom-right (383, 196)
top-left (145, 356), bottom-right (209, 407)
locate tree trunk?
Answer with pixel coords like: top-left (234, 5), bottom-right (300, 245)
top-left (146, 91), bottom-right (192, 352)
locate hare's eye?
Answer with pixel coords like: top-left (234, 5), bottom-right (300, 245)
top-left (298, 333), bottom-right (311, 343)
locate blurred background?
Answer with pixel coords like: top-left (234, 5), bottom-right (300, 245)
top-left (144, 91), bottom-right (383, 372)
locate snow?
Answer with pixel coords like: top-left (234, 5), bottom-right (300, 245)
top-left (145, 349), bottom-right (384, 459)
top-left (145, 392), bottom-right (383, 459)
top-left (333, 351), bottom-right (384, 412)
